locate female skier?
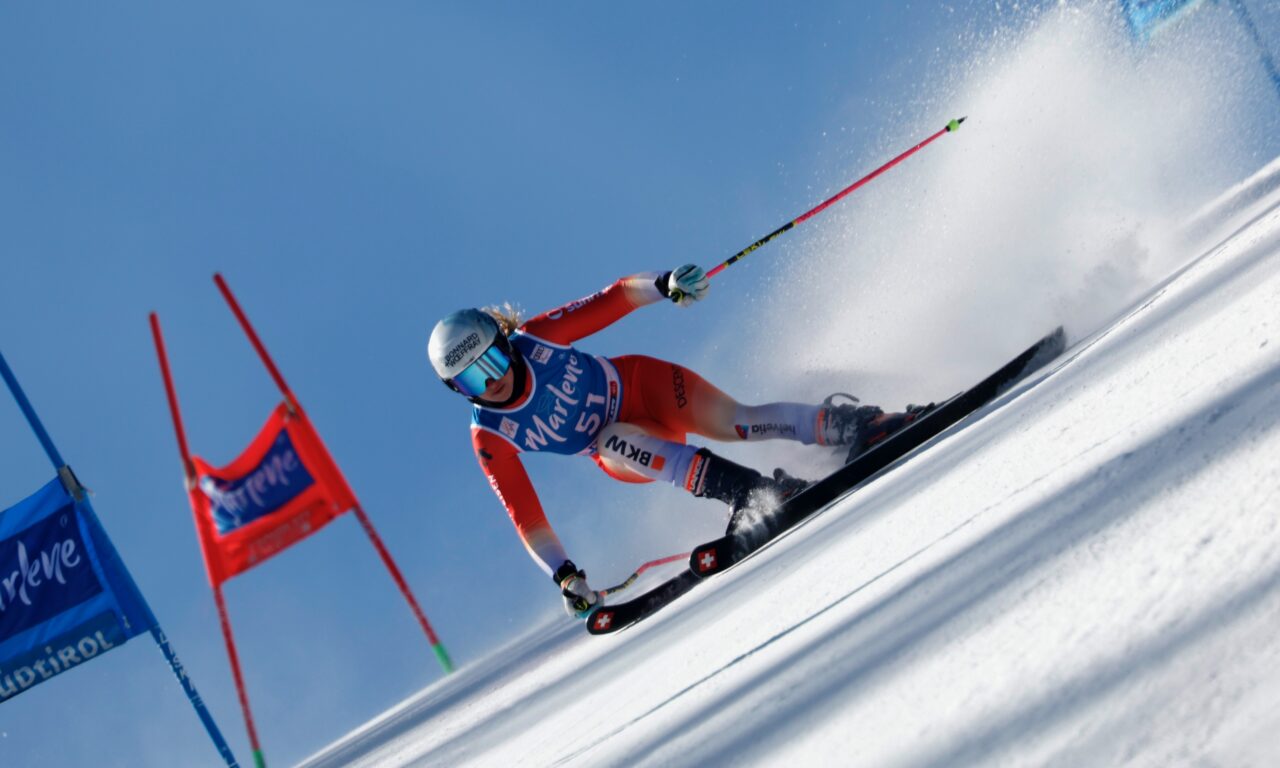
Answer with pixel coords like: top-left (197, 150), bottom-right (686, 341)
top-left (428, 265), bottom-right (926, 617)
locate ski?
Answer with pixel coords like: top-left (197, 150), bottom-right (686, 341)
top-left (586, 327), bottom-right (1066, 635)
top-left (694, 325), bottom-right (1066, 576)
top-left (586, 570), bottom-right (702, 634)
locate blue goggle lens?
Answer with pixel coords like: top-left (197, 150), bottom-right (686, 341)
top-left (451, 343), bottom-right (513, 397)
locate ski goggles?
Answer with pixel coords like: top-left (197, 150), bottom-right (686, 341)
top-left (449, 342), bottom-right (513, 398)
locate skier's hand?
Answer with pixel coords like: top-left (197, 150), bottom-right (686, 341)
top-left (556, 561), bottom-right (600, 618)
top-left (667, 264), bottom-right (709, 307)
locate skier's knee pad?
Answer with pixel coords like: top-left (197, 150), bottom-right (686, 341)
top-left (595, 422), bottom-right (698, 486)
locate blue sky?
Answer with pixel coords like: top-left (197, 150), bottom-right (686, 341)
top-left (3, 2), bottom-right (1278, 766)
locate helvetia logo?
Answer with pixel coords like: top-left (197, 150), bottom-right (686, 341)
top-left (738, 423), bottom-right (798, 439)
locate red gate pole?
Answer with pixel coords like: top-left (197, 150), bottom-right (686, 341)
top-left (351, 503), bottom-right (454, 672)
top-left (150, 313), bottom-right (269, 768)
top-left (214, 585), bottom-right (267, 768)
top-left (212, 274), bottom-right (299, 414)
top-left (211, 274), bottom-right (454, 674)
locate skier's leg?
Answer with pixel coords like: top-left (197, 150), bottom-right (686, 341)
top-left (592, 421), bottom-right (698, 486)
top-left (610, 355), bottom-right (928, 453)
top-left (594, 405), bottom-right (810, 534)
top-left (593, 422), bottom-right (808, 508)
top-left (610, 355), bottom-right (825, 445)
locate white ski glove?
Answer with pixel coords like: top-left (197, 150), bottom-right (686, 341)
top-left (667, 263), bottom-right (710, 307)
top-left (556, 561), bottom-right (600, 618)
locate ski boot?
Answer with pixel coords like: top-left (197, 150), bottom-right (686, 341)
top-left (721, 466), bottom-right (813, 535)
top-left (821, 393), bottom-right (936, 461)
top-left (769, 467), bottom-right (812, 506)
top-left (687, 448), bottom-right (812, 539)
top-left (818, 393), bottom-right (885, 448)
top-left (860, 402), bottom-right (936, 452)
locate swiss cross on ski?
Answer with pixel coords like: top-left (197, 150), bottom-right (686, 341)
top-left (695, 547), bottom-right (717, 573)
top-left (592, 611), bottom-right (615, 631)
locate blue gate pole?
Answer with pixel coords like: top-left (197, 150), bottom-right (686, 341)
top-left (1224, 0), bottom-right (1280, 103)
top-left (0, 348), bottom-right (66, 468)
top-left (0, 348), bottom-right (241, 768)
top-left (150, 627), bottom-right (242, 768)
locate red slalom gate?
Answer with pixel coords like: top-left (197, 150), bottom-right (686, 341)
top-left (151, 275), bottom-right (453, 768)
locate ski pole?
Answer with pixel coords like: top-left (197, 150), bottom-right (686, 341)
top-left (600, 552), bottom-right (690, 599)
top-left (671, 117), bottom-right (966, 302)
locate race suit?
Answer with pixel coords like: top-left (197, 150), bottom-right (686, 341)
top-left (470, 273), bottom-right (828, 576)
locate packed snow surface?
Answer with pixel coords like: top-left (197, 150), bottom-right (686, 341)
top-left (299, 166), bottom-right (1280, 766)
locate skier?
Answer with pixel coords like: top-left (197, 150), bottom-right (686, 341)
top-left (428, 265), bottom-right (927, 618)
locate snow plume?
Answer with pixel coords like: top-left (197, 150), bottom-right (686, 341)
top-left (749, 1), bottom-right (1276, 404)
top-left (599, 1), bottom-right (1279, 585)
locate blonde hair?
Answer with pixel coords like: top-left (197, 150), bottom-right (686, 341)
top-left (482, 302), bottom-right (524, 336)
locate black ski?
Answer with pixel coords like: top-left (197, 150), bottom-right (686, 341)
top-left (586, 327), bottom-right (1066, 635)
top-left (586, 570), bottom-right (702, 634)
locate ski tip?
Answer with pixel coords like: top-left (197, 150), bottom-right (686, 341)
top-left (586, 607), bottom-right (619, 634)
top-left (1020, 326), bottom-right (1068, 375)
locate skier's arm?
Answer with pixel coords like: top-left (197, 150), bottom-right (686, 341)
top-left (519, 272), bottom-right (672, 345)
top-left (471, 427), bottom-right (570, 578)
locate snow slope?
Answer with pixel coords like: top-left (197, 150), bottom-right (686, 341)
top-left (299, 163), bottom-right (1280, 766)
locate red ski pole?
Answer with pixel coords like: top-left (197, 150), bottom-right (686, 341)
top-left (671, 117), bottom-right (965, 301)
top-left (599, 552), bottom-right (690, 599)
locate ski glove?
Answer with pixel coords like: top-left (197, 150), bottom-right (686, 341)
top-left (667, 263), bottom-right (709, 307)
top-left (555, 560), bottom-right (600, 618)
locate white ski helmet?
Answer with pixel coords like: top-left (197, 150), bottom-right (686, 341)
top-left (428, 309), bottom-right (518, 399)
